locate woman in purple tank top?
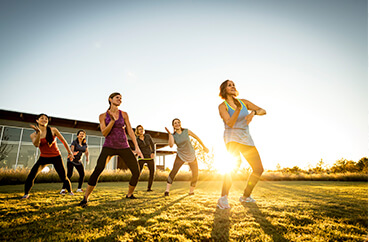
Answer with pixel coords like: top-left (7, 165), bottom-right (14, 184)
top-left (79, 92), bottom-right (143, 207)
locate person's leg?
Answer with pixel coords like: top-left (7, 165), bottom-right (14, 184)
top-left (118, 149), bottom-right (140, 198)
top-left (138, 160), bottom-right (145, 174)
top-left (75, 163), bottom-right (85, 190)
top-left (240, 146), bottom-right (264, 198)
top-left (188, 159), bottom-right (198, 194)
top-left (83, 148), bottom-right (114, 202)
top-left (221, 142), bottom-right (241, 196)
top-left (166, 156), bottom-right (184, 193)
top-left (52, 156), bottom-right (72, 193)
top-left (24, 157), bottom-right (47, 196)
top-left (62, 162), bottom-right (74, 190)
top-left (147, 159), bottom-right (155, 191)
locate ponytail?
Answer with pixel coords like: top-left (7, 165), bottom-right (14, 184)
top-left (46, 126), bottom-right (54, 145)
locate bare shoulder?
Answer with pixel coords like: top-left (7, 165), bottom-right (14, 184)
top-left (121, 110), bottom-right (128, 118)
top-left (50, 127), bottom-right (59, 135)
top-left (218, 102), bottom-right (226, 110)
top-left (99, 112), bottom-right (106, 120)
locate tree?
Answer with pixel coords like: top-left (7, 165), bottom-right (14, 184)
top-left (356, 157), bottom-right (368, 173)
top-left (190, 137), bottom-right (214, 171)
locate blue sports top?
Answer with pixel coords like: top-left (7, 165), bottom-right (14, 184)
top-left (173, 129), bottom-right (196, 163)
top-left (223, 99), bottom-right (255, 146)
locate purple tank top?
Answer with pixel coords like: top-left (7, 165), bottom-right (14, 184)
top-left (103, 110), bottom-right (130, 149)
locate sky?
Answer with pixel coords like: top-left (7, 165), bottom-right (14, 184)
top-left (0, 0), bottom-right (367, 170)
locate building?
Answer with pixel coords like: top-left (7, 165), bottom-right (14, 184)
top-left (0, 109), bottom-right (174, 171)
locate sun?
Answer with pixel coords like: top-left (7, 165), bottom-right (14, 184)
top-left (212, 146), bottom-right (239, 174)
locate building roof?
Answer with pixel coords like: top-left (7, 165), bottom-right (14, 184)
top-left (0, 109), bottom-right (172, 150)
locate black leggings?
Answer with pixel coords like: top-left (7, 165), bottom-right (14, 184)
top-left (62, 161), bottom-right (85, 189)
top-left (222, 142), bottom-right (264, 197)
top-left (88, 147), bottom-right (140, 187)
top-left (139, 159), bottom-right (155, 190)
top-left (167, 156), bottom-right (198, 187)
top-left (25, 155), bottom-right (72, 195)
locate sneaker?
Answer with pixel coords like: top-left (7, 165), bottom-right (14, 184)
top-left (126, 194), bottom-right (137, 199)
top-left (69, 192), bottom-right (74, 196)
top-left (21, 194), bottom-right (29, 200)
top-left (78, 199), bottom-right (88, 208)
top-left (239, 196), bottom-right (256, 203)
top-left (147, 189), bottom-right (153, 192)
top-left (60, 189), bottom-right (67, 195)
top-left (76, 189), bottom-right (83, 193)
top-left (164, 191), bottom-right (169, 196)
top-left (189, 192), bottom-right (195, 196)
top-left (217, 195), bottom-right (231, 209)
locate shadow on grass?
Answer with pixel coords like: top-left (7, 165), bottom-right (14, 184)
top-left (211, 208), bottom-right (231, 241)
top-left (95, 194), bottom-right (190, 241)
top-left (243, 203), bottom-right (289, 242)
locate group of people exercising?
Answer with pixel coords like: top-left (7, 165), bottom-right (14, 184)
top-left (21, 80), bottom-right (266, 209)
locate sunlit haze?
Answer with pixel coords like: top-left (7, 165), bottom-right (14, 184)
top-left (0, 0), bottom-right (367, 170)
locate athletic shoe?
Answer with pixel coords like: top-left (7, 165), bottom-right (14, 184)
top-left (217, 195), bottom-right (231, 209)
top-left (126, 194), bottom-right (137, 199)
top-left (147, 189), bottom-right (153, 192)
top-left (239, 196), bottom-right (256, 203)
top-left (164, 191), bottom-right (169, 196)
top-left (189, 192), bottom-right (195, 196)
top-left (21, 194), bottom-right (29, 199)
top-left (78, 199), bottom-right (88, 208)
top-left (60, 189), bottom-right (67, 195)
top-left (76, 189), bottom-right (83, 193)
top-left (69, 192), bottom-right (74, 196)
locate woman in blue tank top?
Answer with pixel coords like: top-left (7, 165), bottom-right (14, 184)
top-left (217, 80), bottom-right (266, 209)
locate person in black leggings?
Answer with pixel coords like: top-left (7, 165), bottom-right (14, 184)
top-left (22, 113), bottom-right (74, 199)
top-left (135, 125), bottom-right (156, 191)
top-left (79, 92), bottom-right (143, 207)
top-left (60, 130), bottom-right (89, 194)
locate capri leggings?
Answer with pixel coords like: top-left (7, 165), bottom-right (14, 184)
top-left (167, 156), bottom-right (198, 187)
top-left (25, 155), bottom-right (72, 194)
top-left (138, 159), bottom-right (155, 190)
top-left (221, 142), bottom-right (264, 197)
top-left (63, 162), bottom-right (85, 189)
top-left (88, 147), bottom-right (140, 186)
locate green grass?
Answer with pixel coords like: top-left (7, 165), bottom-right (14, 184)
top-left (0, 180), bottom-right (367, 241)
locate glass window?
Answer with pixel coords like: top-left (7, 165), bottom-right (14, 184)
top-left (87, 136), bottom-right (101, 146)
top-left (22, 129), bottom-right (35, 142)
top-left (84, 146), bottom-right (101, 171)
top-left (17, 143), bottom-right (38, 168)
top-left (0, 143), bottom-right (19, 168)
top-left (2, 127), bottom-right (21, 142)
top-left (57, 132), bottom-right (73, 145)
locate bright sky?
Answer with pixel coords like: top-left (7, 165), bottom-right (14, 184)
top-left (0, 0), bottom-right (367, 170)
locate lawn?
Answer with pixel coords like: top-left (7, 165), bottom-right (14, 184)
top-left (0, 180), bottom-right (367, 241)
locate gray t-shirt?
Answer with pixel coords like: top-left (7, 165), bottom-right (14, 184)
top-left (173, 129), bottom-right (196, 163)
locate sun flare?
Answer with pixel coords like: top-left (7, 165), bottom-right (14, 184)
top-left (213, 148), bottom-right (239, 174)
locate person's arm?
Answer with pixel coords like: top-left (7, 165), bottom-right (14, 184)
top-left (53, 127), bottom-right (74, 160)
top-left (122, 111), bottom-right (143, 158)
top-left (218, 100), bottom-right (241, 128)
top-left (99, 111), bottom-right (116, 137)
top-left (70, 144), bottom-right (76, 161)
top-left (147, 134), bottom-right (156, 159)
top-left (188, 129), bottom-right (209, 153)
top-left (85, 147), bottom-right (89, 163)
top-left (242, 99), bottom-right (267, 125)
top-left (29, 125), bottom-right (41, 147)
top-left (165, 127), bottom-right (175, 148)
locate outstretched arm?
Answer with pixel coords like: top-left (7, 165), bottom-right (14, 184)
top-left (53, 127), bottom-right (74, 160)
top-left (122, 111), bottom-right (143, 158)
top-left (188, 130), bottom-right (209, 153)
top-left (165, 127), bottom-right (175, 148)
